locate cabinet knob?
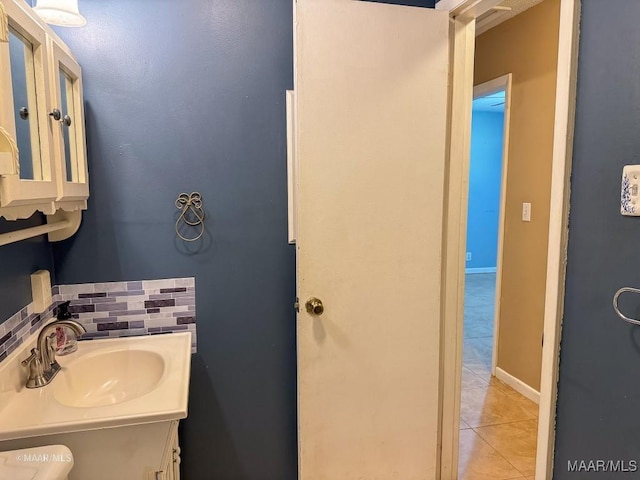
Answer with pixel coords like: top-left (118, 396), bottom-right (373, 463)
top-left (49, 108), bottom-right (61, 121)
top-left (19, 107), bottom-right (28, 120)
top-left (62, 115), bottom-right (72, 127)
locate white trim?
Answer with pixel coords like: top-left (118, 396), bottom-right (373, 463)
top-left (465, 267), bottom-right (496, 274)
top-left (475, 8), bottom-right (512, 36)
top-left (473, 74), bottom-right (512, 378)
top-left (536, 1), bottom-right (580, 479)
top-left (473, 74), bottom-right (510, 99)
top-left (439, 15), bottom-right (476, 480)
top-left (436, 0), bottom-right (502, 18)
top-left (286, 90), bottom-right (297, 244)
top-left (496, 367), bottom-right (540, 404)
top-left (435, 0), bottom-right (467, 12)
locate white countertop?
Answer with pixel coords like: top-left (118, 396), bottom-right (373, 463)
top-left (0, 332), bottom-right (191, 442)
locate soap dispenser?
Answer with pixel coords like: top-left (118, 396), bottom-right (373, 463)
top-left (55, 301), bottom-right (78, 355)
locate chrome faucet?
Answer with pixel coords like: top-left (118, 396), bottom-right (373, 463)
top-left (21, 319), bottom-right (86, 388)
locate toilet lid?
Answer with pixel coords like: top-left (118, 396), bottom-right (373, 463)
top-left (0, 463), bottom-right (39, 480)
top-left (0, 445), bottom-right (73, 480)
top-left (0, 464), bottom-right (38, 480)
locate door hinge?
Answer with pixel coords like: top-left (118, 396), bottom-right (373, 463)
top-left (294, 297), bottom-right (300, 313)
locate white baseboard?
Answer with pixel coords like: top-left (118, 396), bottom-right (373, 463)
top-left (495, 367), bottom-right (540, 404)
top-left (465, 267), bottom-right (497, 274)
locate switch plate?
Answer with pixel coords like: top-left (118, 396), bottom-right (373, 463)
top-left (466, 252), bottom-right (472, 262)
top-left (522, 202), bottom-right (532, 222)
top-left (621, 165), bottom-right (640, 216)
top-left (31, 270), bottom-right (52, 314)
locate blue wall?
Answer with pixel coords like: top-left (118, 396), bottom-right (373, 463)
top-left (0, 215), bottom-right (54, 322)
top-left (466, 110), bottom-right (503, 270)
top-left (51, 1), bottom-right (297, 478)
top-left (0, 0), bottom-right (443, 476)
top-left (554, 1), bottom-right (640, 476)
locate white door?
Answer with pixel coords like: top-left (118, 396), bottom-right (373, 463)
top-left (294, 0), bottom-right (450, 478)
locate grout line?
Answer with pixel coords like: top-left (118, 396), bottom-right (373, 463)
top-left (461, 274), bottom-right (538, 479)
top-left (471, 427), bottom-right (530, 478)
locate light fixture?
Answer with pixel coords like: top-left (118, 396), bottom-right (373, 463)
top-left (32, 0), bottom-right (86, 27)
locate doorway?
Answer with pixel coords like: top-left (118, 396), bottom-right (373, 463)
top-left (458, 76), bottom-right (540, 479)
top-left (464, 80), bottom-right (508, 379)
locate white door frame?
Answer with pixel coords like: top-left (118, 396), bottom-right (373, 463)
top-left (471, 75), bottom-right (512, 378)
top-left (535, 0), bottom-right (581, 477)
top-left (438, 0), bottom-right (580, 478)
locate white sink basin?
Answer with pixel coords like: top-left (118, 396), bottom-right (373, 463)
top-left (54, 349), bottom-right (165, 408)
top-left (0, 332), bottom-right (191, 442)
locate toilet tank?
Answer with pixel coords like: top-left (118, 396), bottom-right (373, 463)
top-left (0, 445), bottom-right (73, 480)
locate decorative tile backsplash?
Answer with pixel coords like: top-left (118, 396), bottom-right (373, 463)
top-left (54, 278), bottom-right (197, 352)
top-left (0, 302), bottom-right (57, 363)
top-left (0, 277), bottom-right (197, 364)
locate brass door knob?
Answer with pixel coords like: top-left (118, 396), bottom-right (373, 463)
top-left (305, 297), bottom-right (324, 316)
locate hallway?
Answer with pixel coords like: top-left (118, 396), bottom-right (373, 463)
top-left (458, 274), bottom-right (538, 480)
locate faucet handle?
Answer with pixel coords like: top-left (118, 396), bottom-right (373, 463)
top-left (21, 348), bottom-right (47, 389)
top-left (21, 348), bottom-right (39, 367)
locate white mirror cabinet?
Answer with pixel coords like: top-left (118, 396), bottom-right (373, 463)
top-left (0, 0), bottom-right (87, 240)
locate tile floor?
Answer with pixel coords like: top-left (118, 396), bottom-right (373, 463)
top-left (458, 273), bottom-right (538, 480)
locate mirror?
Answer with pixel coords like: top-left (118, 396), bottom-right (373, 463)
top-left (8, 28), bottom-right (43, 181)
top-left (59, 68), bottom-right (78, 182)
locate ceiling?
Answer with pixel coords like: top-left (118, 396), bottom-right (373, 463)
top-left (475, 0), bottom-right (545, 36)
top-left (473, 91), bottom-right (505, 113)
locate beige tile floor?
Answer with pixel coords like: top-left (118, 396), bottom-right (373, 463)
top-left (458, 274), bottom-right (538, 480)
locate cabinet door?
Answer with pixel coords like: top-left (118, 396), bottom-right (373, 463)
top-left (48, 38), bottom-right (88, 203)
top-left (0, 0), bottom-right (57, 209)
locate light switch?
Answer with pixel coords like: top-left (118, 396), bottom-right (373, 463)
top-left (522, 202), bottom-right (532, 222)
top-left (621, 165), bottom-right (640, 216)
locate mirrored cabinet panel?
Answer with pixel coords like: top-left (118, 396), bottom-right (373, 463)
top-left (8, 28), bottom-right (42, 181)
top-left (0, 0), bottom-right (58, 213)
top-left (50, 38), bottom-right (88, 202)
top-left (59, 68), bottom-right (76, 182)
top-left (0, 0), bottom-right (88, 221)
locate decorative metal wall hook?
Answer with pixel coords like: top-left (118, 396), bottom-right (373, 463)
top-left (613, 287), bottom-right (640, 326)
top-left (175, 192), bottom-right (205, 242)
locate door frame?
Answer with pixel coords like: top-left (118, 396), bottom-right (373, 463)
top-left (438, 0), bottom-right (580, 478)
top-left (471, 74), bottom-right (512, 378)
top-left (535, 0), bottom-right (581, 477)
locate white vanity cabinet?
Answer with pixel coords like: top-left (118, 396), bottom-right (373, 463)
top-left (0, 420), bottom-right (183, 480)
top-left (159, 421), bottom-right (182, 480)
top-left (0, 0), bottom-right (88, 221)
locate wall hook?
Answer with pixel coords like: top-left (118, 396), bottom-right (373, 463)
top-left (613, 287), bottom-right (640, 326)
top-left (175, 192), bottom-right (205, 242)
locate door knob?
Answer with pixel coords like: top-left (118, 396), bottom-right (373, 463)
top-left (305, 297), bottom-right (324, 316)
